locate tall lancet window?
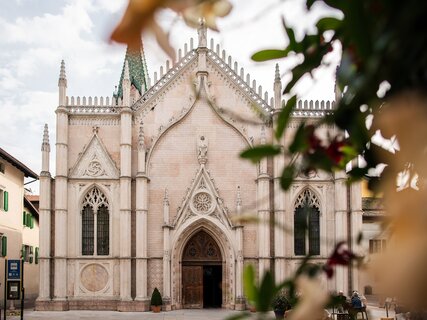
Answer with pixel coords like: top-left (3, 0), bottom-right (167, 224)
top-left (81, 187), bottom-right (110, 256)
top-left (294, 188), bottom-right (320, 256)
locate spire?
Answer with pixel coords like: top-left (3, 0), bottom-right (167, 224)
top-left (116, 40), bottom-right (149, 98)
top-left (275, 64), bottom-right (280, 82)
top-left (58, 60), bottom-right (67, 106)
top-left (274, 63), bottom-right (282, 111)
top-left (59, 60), bottom-right (67, 84)
top-left (41, 124), bottom-right (50, 152)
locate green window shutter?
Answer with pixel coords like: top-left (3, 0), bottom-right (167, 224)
top-left (23, 212), bottom-right (26, 226)
top-left (4, 191), bottom-right (8, 212)
top-left (30, 216), bottom-right (34, 229)
top-left (21, 244), bottom-right (26, 261)
top-left (1, 236), bottom-right (7, 257)
top-left (26, 213), bottom-right (30, 227)
top-left (35, 247), bottom-right (39, 264)
top-left (29, 246), bottom-right (33, 263)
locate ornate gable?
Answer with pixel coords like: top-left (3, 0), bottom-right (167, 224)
top-left (172, 164), bottom-right (233, 230)
top-left (70, 131), bottom-right (119, 180)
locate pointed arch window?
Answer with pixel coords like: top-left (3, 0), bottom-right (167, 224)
top-left (294, 189), bottom-right (320, 256)
top-left (81, 187), bottom-right (109, 256)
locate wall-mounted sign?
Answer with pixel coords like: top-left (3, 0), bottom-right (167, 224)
top-left (7, 260), bottom-right (21, 280)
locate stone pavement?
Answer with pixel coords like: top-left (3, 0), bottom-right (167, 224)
top-left (8, 305), bottom-right (394, 320)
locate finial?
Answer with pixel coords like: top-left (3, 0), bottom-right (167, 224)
top-left (260, 125), bottom-right (266, 144)
top-left (124, 60), bottom-right (130, 81)
top-left (113, 85), bottom-right (118, 96)
top-left (197, 18), bottom-right (207, 48)
top-left (138, 120), bottom-right (145, 150)
top-left (275, 63), bottom-right (280, 82)
top-left (59, 60), bottom-right (66, 80)
top-left (41, 124), bottom-right (50, 152)
top-left (163, 188), bottom-right (169, 206)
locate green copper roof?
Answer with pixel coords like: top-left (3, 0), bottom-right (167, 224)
top-left (116, 41), bottom-right (149, 98)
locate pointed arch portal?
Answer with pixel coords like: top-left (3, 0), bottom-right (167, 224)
top-left (181, 230), bottom-right (223, 309)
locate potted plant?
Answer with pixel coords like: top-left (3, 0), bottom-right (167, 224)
top-left (272, 293), bottom-right (291, 319)
top-left (150, 287), bottom-right (163, 312)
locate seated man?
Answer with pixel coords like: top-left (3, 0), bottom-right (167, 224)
top-left (337, 291), bottom-right (348, 313)
top-left (351, 292), bottom-right (363, 309)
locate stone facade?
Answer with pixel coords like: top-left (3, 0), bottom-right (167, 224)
top-left (36, 25), bottom-right (365, 311)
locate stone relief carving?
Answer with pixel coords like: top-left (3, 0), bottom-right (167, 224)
top-left (172, 167), bottom-right (233, 229)
top-left (192, 192), bottom-right (213, 213)
top-left (69, 134), bottom-right (119, 179)
top-left (80, 263), bottom-right (109, 293)
top-left (84, 154), bottom-right (106, 177)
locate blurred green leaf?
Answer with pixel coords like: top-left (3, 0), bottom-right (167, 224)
top-left (282, 17), bottom-right (297, 50)
top-left (289, 123), bottom-right (308, 153)
top-left (275, 95), bottom-right (296, 140)
top-left (243, 265), bottom-right (257, 305)
top-left (280, 164), bottom-right (295, 190)
top-left (316, 17), bottom-right (342, 32)
top-left (240, 145), bottom-right (281, 163)
top-left (252, 49), bottom-right (289, 62)
top-left (258, 271), bottom-right (276, 312)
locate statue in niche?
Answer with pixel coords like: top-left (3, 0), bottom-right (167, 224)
top-left (197, 135), bottom-right (208, 165)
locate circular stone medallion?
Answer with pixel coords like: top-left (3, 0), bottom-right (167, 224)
top-left (192, 191), bottom-right (213, 214)
top-left (80, 264), bottom-right (108, 292)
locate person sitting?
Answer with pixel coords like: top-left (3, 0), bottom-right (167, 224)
top-left (351, 292), bottom-right (363, 309)
top-left (337, 290), bottom-right (347, 313)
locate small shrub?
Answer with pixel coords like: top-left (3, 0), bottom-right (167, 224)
top-left (150, 287), bottom-right (163, 306)
top-left (272, 293), bottom-right (291, 312)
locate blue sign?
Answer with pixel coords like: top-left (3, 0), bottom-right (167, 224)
top-left (7, 260), bottom-right (21, 280)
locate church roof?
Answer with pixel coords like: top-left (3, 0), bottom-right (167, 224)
top-left (116, 41), bottom-right (149, 98)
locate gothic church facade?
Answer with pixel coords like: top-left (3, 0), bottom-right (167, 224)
top-left (36, 25), bottom-right (363, 311)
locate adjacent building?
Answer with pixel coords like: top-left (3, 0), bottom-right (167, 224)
top-left (0, 147), bottom-right (39, 307)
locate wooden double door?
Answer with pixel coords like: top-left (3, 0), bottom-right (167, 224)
top-left (182, 264), bottom-right (222, 308)
top-left (182, 231), bottom-right (223, 308)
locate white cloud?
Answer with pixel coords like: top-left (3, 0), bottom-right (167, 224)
top-left (0, 68), bottom-right (23, 90)
top-left (0, 0), bottom-right (340, 196)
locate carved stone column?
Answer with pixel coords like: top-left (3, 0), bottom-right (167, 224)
top-left (257, 126), bottom-right (271, 279)
top-left (162, 189), bottom-right (172, 309)
top-left (36, 124), bottom-right (52, 308)
top-left (350, 180), bottom-right (363, 292)
top-left (334, 170), bottom-right (348, 294)
top-left (135, 121), bottom-right (149, 310)
top-left (235, 186), bottom-right (245, 310)
top-left (272, 64), bottom-right (286, 283)
top-left (118, 61), bottom-right (132, 310)
top-left (53, 105), bottom-right (69, 309)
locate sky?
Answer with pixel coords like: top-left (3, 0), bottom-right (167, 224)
top-left (0, 0), bottom-right (340, 193)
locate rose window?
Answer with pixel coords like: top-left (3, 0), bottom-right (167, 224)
top-left (193, 192), bottom-right (212, 213)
